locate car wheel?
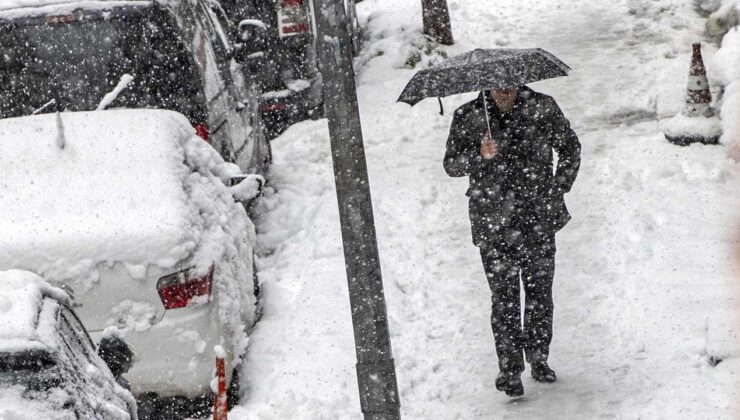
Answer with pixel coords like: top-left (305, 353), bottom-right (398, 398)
top-left (137, 394), bottom-right (209, 420)
top-left (307, 103), bottom-right (325, 121)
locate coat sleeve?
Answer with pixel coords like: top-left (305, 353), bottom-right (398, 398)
top-left (542, 97), bottom-right (581, 193)
top-left (443, 108), bottom-right (475, 177)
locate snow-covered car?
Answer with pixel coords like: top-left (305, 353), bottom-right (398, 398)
top-left (0, 109), bottom-right (262, 417)
top-left (0, 0), bottom-right (271, 176)
top-left (0, 270), bottom-right (138, 420)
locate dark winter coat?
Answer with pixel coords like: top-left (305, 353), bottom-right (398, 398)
top-left (444, 86), bottom-right (580, 251)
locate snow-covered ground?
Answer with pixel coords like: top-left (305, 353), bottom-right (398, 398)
top-left (233, 0), bottom-right (740, 418)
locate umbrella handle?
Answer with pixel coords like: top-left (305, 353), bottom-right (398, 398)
top-left (438, 97), bottom-right (444, 116)
top-left (481, 90), bottom-right (493, 140)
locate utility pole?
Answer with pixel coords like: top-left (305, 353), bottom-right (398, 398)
top-left (312, 0), bottom-right (401, 419)
top-left (421, 0), bottom-right (454, 45)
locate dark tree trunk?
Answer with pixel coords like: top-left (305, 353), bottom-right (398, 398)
top-left (421, 0), bottom-right (454, 45)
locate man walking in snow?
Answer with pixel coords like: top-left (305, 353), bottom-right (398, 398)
top-left (444, 86), bottom-right (580, 397)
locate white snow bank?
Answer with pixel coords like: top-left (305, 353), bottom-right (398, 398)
top-left (0, 110), bottom-right (195, 287)
top-left (0, 270), bottom-right (67, 352)
top-left (710, 27), bottom-right (740, 154)
top-left (706, 0), bottom-right (739, 36)
top-left (711, 27), bottom-right (740, 86)
top-left (661, 112), bottom-right (722, 138)
top-left (229, 175), bottom-right (265, 203)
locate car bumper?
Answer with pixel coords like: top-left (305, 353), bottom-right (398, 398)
top-left (90, 303), bottom-right (233, 399)
top-left (260, 73), bottom-right (323, 116)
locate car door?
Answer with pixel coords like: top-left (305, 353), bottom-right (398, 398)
top-left (198, 0), bottom-right (267, 174)
top-left (186, 6), bottom-right (233, 162)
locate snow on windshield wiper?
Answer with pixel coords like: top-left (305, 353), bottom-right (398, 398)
top-left (31, 99), bottom-right (56, 115)
top-left (97, 74), bottom-right (134, 111)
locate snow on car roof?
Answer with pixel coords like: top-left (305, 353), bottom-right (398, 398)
top-left (0, 270), bottom-right (68, 352)
top-left (0, 110), bottom-right (198, 285)
top-left (0, 0), bottom-right (151, 17)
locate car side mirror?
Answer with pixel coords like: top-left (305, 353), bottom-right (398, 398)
top-left (235, 19), bottom-right (268, 62)
top-left (230, 174), bottom-right (265, 204)
top-left (98, 327), bottom-right (134, 379)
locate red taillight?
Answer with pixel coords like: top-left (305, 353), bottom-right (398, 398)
top-left (194, 123), bottom-right (209, 141)
top-left (46, 15), bottom-right (76, 24)
top-left (261, 102), bottom-right (288, 112)
top-left (278, 0), bottom-right (310, 37)
top-left (282, 23), bottom-right (309, 34)
top-left (157, 266), bottom-right (214, 310)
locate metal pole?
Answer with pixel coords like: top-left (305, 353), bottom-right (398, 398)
top-left (311, 0), bottom-right (401, 419)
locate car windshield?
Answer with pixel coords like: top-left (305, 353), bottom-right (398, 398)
top-left (0, 8), bottom-right (207, 123)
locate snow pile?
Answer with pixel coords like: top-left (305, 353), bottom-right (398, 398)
top-left (180, 132), bottom-right (259, 355)
top-left (704, 0), bottom-right (739, 36)
top-left (230, 121), bottom-right (359, 418)
top-left (700, 0), bottom-right (740, 154)
top-left (0, 270), bottom-right (67, 352)
top-left (709, 24), bottom-right (740, 156)
top-left (660, 110), bottom-right (722, 138)
top-left (355, 3), bottom-right (448, 75)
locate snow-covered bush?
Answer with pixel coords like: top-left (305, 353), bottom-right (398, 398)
top-left (705, 0), bottom-right (739, 36)
top-left (705, 1), bottom-right (740, 156)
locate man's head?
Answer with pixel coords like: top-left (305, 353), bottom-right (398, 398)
top-left (490, 87), bottom-right (519, 111)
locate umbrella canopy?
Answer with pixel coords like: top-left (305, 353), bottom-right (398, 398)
top-left (397, 48), bottom-right (570, 106)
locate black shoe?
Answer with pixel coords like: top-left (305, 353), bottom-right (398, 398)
top-left (531, 361), bottom-right (557, 383)
top-left (495, 371), bottom-right (524, 397)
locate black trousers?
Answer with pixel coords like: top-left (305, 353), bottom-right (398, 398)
top-left (480, 235), bottom-right (556, 374)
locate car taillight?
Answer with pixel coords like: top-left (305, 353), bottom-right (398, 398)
top-left (46, 15), bottom-right (76, 24)
top-left (278, 0), bottom-right (310, 38)
top-left (261, 102), bottom-right (288, 112)
top-left (157, 266), bottom-right (214, 310)
top-left (194, 123), bottom-right (209, 141)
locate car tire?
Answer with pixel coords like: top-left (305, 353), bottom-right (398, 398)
top-left (308, 103), bottom-right (325, 121)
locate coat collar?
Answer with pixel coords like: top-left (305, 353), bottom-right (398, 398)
top-left (475, 85), bottom-right (533, 114)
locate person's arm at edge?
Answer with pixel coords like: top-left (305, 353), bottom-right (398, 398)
top-left (545, 97), bottom-right (581, 193)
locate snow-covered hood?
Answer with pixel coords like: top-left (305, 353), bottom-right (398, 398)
top-left (0, 110), bottom-right (198, 287)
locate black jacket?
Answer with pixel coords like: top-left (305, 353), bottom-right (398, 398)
top-left (444, 87), bottom-right (580, 250)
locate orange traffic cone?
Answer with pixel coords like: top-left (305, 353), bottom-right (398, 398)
top-left (685, 43), bottom-right (712, 117)
top-left (213, 347), bottom-right (228, 420)
top-left (662, 43), bottom-right (721, 146)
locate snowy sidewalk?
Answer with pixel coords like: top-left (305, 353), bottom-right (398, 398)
top-left (233, 0), bottom-right (740, 418)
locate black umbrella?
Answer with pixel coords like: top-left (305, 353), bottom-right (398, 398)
top-left (397, 48), bottom-right (570, 107)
